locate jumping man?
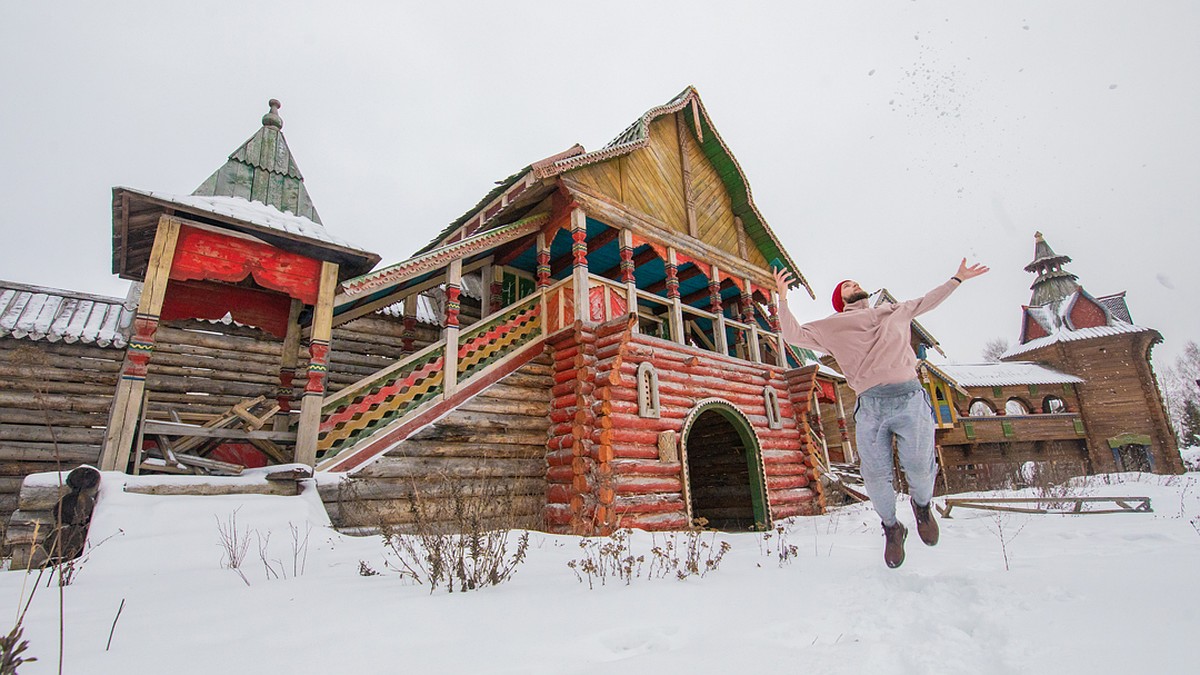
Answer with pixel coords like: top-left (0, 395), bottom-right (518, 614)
top-left (774, 259), bottom-right (989, 568)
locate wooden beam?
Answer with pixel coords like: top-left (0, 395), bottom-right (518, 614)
top-left (295, 261), bottom-right (339, 467)
top-left (677, 113), bottom-right (699, 238)
top-left (492, 232), bottom-right (538, 267)
top-left (646, 263), bottom-right (704, 294)
top-left (100, 215), bottom-right (182, 472)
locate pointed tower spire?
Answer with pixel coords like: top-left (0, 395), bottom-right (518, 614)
top-left (192, 99), bottom-right (323, 223)
top-left (1024, 231), bottom-right (1079, 306)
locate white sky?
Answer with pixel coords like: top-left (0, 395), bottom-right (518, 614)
top-left (2, 1), bottom-right (1197, 365)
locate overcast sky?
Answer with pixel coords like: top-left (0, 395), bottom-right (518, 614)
top-left (2, 1), bottom-right (1197, 366)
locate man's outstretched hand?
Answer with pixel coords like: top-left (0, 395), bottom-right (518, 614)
top-left (773, 267), bottom-right (795, 298)
top-left (956, 258), bottom-right (989, 281)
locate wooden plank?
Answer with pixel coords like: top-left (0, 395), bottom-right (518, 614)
top-left (141, 420), bottom-right (297, 442)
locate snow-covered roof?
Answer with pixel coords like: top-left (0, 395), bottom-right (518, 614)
top-left (1003, 322), bottom-right (1155, 358)
top-left (936, 362), bottom-right (1084, 387)
top-left (117, 187), bottom-right (367, 252)
top-left (0, 281), bottom-right (134, 348)
top-left (1006, 288), bottom-right (1154, 358)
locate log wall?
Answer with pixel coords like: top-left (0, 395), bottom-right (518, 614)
top-left (319, 355), bottom-right (552, 533)
top-left (544, 318), bottom-right (824, 535)
top-left (0, 338), bottom-right (122, 528)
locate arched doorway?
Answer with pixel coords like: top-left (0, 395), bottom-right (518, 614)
top-left (681, 399), bottom-right (770, 531)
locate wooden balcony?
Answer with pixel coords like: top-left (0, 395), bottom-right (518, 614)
top-left (937, 413), bottom-right (1086, 446)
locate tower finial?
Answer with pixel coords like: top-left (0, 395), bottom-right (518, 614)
top-left (1034, 231), bottom-right (1044, 241)
top-left (262, 99), bottom-right (283, 130)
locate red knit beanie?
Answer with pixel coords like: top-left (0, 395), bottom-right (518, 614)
top-left (832, 280), bottom-right (852, 313)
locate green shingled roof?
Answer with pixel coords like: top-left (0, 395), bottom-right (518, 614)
top-left (193, 99), bottom-right (323, 224)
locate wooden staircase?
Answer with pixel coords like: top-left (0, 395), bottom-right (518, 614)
top-left (319, 355), bottom-right (553, 533)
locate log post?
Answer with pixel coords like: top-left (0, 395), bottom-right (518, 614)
top-left (619, 228), bottom-right (638, 333)
top-left (834, 382), bottom-right (855, 464)
top-left (571, 208), bottom-right (589, 320)
top-left (100, 215), bottom-right (181, 472)
top-left (273, 298), bottom-right (304, 433)
top-left (666, 247), bottom-right (685, 344)
top-left (770, 289), bottom-right (787, 367)
top-left (536, 232), bottom-right (551, 290)
top-left (490, 261), bottom-right (505, 313)
top-left (710, 263), bottom-right (727, 355)
top-left (401, 292), bottom-right (418, 353)
top-left (443, 258), bottom-right (463, 398)
top-left (295, 261), bottom-right (339, 467)
top-left (741, 278), bottom-right (757, 362)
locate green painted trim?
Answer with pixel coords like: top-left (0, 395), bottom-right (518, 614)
top-left (1107, 433), bottom-right (1152, 449)
top-left (683, 399), bottom-right (771, 531)
top-left (992, 386), bottom-right (1003, 398)
top-left (964, 421), bottom-right (976, 440)
top-left (1001, 420), bottom-right (1014, 438)
top-left (1028, 384), bottom-right (1039, 397)
top-left (1073, 418), bottom-right (1086, 436)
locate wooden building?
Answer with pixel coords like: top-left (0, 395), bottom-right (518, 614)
top-left (927, 233), bottom-right (1183, 491)
top-left (2, 89), bottom-right (853, 540)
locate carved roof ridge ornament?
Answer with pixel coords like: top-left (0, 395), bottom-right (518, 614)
top-left (192, 98), bottom-right (323, 224)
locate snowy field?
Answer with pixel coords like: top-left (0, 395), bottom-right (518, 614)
top-left (3, 471), bottom-right (1198, 675)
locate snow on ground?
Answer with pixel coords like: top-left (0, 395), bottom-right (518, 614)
top-left (3, 472), bottom-right (1199, 675)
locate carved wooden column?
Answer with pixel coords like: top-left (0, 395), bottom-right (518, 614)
top-left (619, 228), bottom-right (638, 332)
top-left (294, 261), bottom-right (339, 467)
top-left (709, 263), bottom-right (727, 354)
top-left (769, 289), bottom-right (787, 367)
top-left (443, 258), bottom-right (463, 397)
top-left (536, 232), bottom-right (551, 290)
top-left (101, 216), bottom-right (182, 471)
top-left (742, 278), bottom-right (759, 362)
top-left (273, 299), bottom-right (304, 432)
top-left (570, 209), bottom-right (589, 320)
top-left (666, 247), bottom-right (685, 344)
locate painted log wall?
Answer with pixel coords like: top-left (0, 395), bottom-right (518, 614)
top-left (319, 356), bottom-right (552, 533)
top-left (0, 338), bottom-right (121, 528)
top-left (545, 317), bottom-right (824, 535)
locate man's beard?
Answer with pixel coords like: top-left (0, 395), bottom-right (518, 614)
top-left (844, 291), bottom-right (869, 305)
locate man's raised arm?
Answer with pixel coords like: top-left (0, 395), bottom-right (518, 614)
top-left (773, 268), bottom-right (825, 352)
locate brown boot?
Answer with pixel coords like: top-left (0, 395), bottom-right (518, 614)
top-left (882, 521), bottom-right (907, 568)
top-left (911, 499), bottom-right (940, 547)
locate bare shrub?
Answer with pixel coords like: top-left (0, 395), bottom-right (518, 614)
top-left (646, 530), bottom-right (731, 581)
top-left (216, 509), bottom-right (251, 585)
top-left (567, 528), bottom-right (644, 589)
top-left (758, 524), bottom-right (799, 566)
top-left (987, 513), bottom-right (1029, 571)
top-left (380, 476), bottom-right (530, 593)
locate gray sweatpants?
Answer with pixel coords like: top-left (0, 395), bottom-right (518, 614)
top-left (853, 379), bottom-right (938, 526)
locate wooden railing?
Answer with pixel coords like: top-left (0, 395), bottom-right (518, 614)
top-left (315, 280), bottom-right (566, 464)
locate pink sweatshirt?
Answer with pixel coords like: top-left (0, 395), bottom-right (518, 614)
top-left (778, 279), bottom-right (961, 393)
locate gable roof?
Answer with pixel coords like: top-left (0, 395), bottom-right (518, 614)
top-left (416, 87), bottom-right (812, 296)
top-left (1005, 288), bottom-right (1154, 358)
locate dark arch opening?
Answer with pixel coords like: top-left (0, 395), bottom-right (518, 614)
top-left (684, 407), bottom-right (768, 531)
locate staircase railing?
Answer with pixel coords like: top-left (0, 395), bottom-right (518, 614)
top-left (314, 279), bottom-right (569, 469)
